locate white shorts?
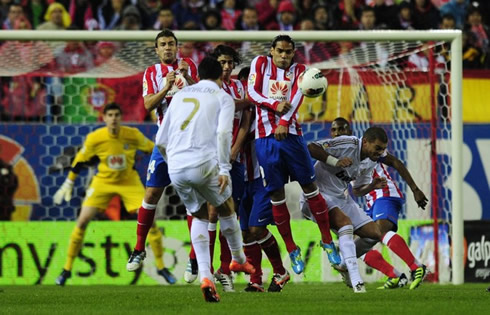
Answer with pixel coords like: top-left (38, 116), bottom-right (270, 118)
top-left (169, 160), bottom-right (232, 214)
top-left (300, 192), bottom-right (372, 231)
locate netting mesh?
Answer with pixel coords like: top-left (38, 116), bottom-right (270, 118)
top-left (0, 37), bottom-right (453, 280)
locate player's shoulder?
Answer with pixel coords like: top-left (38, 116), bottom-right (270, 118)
top-left (144, 63), bottom-right (160, 73)
top-left (180, 57), bottom-right (197, 67)
top-left (85, 127), bottom-right (108, 144)
top-left (319, 135), bottom-right (359, 149)
top-left (120, 126), bottom-right (144, 139)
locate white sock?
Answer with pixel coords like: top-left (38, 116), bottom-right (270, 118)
top-left (208, 222), bottom-right (217, 232)
top-left (218, 213), bottom-right (246, 264)
top-left (190, 217), bottom-right (213, 282)
top-left (338, 225), bottom-right (363, 286)
top-left (355, 238), bottom-right (378, 257)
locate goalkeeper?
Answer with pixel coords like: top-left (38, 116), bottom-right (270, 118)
top-left (53, 103), bottom-right (176, 286)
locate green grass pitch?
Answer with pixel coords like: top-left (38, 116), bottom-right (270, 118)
top-left (1, 283), bottom-right (489, 314)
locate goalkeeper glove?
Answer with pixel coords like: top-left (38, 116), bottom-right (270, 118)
top-left (53, 179), bottom-right (74, 205)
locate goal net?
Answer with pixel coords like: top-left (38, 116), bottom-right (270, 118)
top-left (0, 30), bottom-right (462, 285)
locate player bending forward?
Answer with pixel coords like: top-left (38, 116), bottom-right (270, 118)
top-left (155, 57), bottom-right (255, 303)
top-left (54, 103), bottom-right (167, 285)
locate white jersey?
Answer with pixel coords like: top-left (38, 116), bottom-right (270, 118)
top-left (365, 162), bottom-right (404, 208)
top-left (155, 80), bottom-right (235, 176)
top-left (312, 136), bottom-right (376, 198)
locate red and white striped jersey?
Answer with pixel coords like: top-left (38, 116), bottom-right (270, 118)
top-left (142, 57), bottom-right (198, 125)
top-left (247, 55), bottom-right (306, 139)
top-left (241, 119), bottom-right (261, 182)
top-left (222, 78), bottom-right (245, 146)
top-left (365, 162), bottom-right (404, 208)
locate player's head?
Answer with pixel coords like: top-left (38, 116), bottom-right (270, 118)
top-left (154, 29), bottom-right (178, 64)
top-left (198, 56), bottom-right (223, 83)
top-left (210, 45), bottom-right (241, 81)
top-left (270, 34), bottom-right (295, 69)
top-left (103, 103), bottom-right (122, 131)
top-left (362, 126), bottom-right (388, 161)
top-left (237, 66), bottom-right (250, 81)
top-left (330, 117), bottom-right (352, 138)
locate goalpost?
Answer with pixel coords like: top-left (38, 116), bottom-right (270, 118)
top-left (0, 30), bottom-right (463, 285)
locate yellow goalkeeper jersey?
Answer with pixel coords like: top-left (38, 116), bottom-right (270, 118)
top-left (69, 126), bottom-right (154, 183)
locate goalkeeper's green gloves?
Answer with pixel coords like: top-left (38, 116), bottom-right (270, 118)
top-left (53, 179), bottom-right (74, 204)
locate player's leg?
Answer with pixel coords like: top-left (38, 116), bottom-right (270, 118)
top-left (129, 148), bottom-right (170, 271)
top-left (255, 136), bottom-right (303, 272)
top-left (285, 135), bottom-right (341, 266)
top-left (184, 210), bottom-right (198, 283)
top-left (208, 203), bottom-right (218, 274)
top-left (372, 198), bottom-right (426, 289)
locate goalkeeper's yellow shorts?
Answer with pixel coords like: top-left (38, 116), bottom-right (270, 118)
top-left (82, 175), bottom-right (144, 212)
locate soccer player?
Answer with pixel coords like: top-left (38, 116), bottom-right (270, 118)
top-left (126, 29), bottom-right (198, 281)
top-left (53, 103), bottom-right (173, 285)
top-left (202, 45), bottom-right (252, 292)
top-left (328, 117), bottom-right (429, 290)
top-left (247, 34), bottom-right (340, 274)
top-left (155, 57), bottom-right (255, 303)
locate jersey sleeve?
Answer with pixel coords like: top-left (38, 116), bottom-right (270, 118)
top-left (68, 133), bottom-right (97, 179)
top-left (183, 57), bottom-right (199, 82)
top-left (217, 92), bottom-right (235, 176)
top-left (352, 166), bottom-right (374, 188)
top-left (135, 129), bottom-right (155, 153)
top-left (279, 64), bottom-right (305, 127)
top-left (142, 65), bottom-right (156, 96)
top-left (247, 56), bottom-right (280, 111)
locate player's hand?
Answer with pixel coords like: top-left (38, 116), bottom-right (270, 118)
top-left (274, 125), bottom-right (288, 141)
top-left (276, 101), bottom-right (291, 115)
top-left (218, 175), bottom-right (229, 194)
top-left (178, 61), bottom-right (189, 77)
top-left (164, 71), bottom-right (176, 90)
top-left (372, 177), bottom-right (387, 189)
top-left (336, 157), bottom-right (353, 168)
top-left (230, 148), bottom-right (239, 163)
top-left (413, 188), bottom-right (428, 209)
top-left (53, 179), bottom-right (74, 205)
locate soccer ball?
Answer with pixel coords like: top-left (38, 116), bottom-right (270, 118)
top-left (298, 68), bottom-right (328, 98)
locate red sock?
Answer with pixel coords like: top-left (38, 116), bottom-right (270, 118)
top-left (272, 201), bottom-right (297, 253)
top-left (244, 242), bottom-right (263, 284)
top-left (306, 193), bottom-right (332, 243)
top-left (208, 228), bottom-right (217, 274)
top-left (258, 231), bottom-right (286, 275)
top-left (363, 250), bottom-right (398, 278)
top-left (219, 231), bottom-right (232, 275)
top-left (135, 206), bottom-right (156, 252)
top-left (186, 215), bottom-right (196, 260)
top-left (384, 232), bottom-right (419, 271)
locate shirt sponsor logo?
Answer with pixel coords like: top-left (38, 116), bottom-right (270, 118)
top-left (162, 75), bottom-right (186, 97)
top-left (268, 80), bottom-right (290, 101)
top-left (107, 154), bottom-right (127, 170)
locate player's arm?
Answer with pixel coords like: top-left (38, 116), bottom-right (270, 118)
top-left (383, 153), bottom-right (428, 209)
top-left (155, 110), bottom-right (171, 159)
top-left (351, 176), bottom-right (387, 197)
top-left (217, 93), bottom-right (235, 188)
top-left (179, 59), bottom-right (197, 85)
top-left (274, 71), bottom-right (305, 140)
top-left (307, 142), bottom-right (353, 168)
top-left (247, 56), bottom-right (289, 113)
top-left (53, 136), bottom-right (96, 205)
top-left (135, 129), bottom-right (155, 154)
top-left (231, 108), bottom-right (252, 163)
top-left (142, 67), bottom-right (175, 112)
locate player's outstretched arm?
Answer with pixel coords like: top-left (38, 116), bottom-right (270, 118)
top-left (352, 177), bottom-right (387, 197)
top-left (307, 143), bottom-right (352, 167)
top-left (231, 109), bottom-right (252, 162)
top-left (53, 178), bottom-right (74, 205)
top-left (383, 153), bottom-right (428, 209)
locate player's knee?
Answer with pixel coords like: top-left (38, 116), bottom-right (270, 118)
top-left (144, 187), bottom-right (164, 204)
top-left (301, 182), bottom-right (317, 194)
top-left (250, 226), bottom-right (267, 240)
top-left (242, 230), bottom-right (255, 243)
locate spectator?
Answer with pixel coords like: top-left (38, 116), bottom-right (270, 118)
top-left (171, 0), bottom-right (205, 29)
top-left (339, 0), bottom-right (363, 30)
top-left (295, 18), bottom-right (340, 65)
top-left (0, 0), bottom-right (11, 27)
top-left (68, 0), bottom-right (99, 30)
top-left (294, 0), bottom-right (315, 18)
top-left (312, 4), bottom-right (336, 30)
top-left (412, 0), bottom-right (440, 30)
top-left (439, 0), bottom-right (468, 29)
top-left (153, 7), bottom-right (176, 30)
top-left (359, 6), bottom-right (377, 30)
top-left (220, 0), bottom-right (241, 30)
top-left (462, 30), bottom-right (485, 68)
top-left (255, 0), bottom-right (280, 31)
top-left (177, 41), bottom-right (206, 64)
top-left (372, 0), bottom-right (397, 29)
top-left (439, 13), bottom-right (455, 29)
top-left (116, 5), bottom-right (142, 30)
top-left (138, 0), bottom-right (162, 29)
top-left (465, 6), bottom-right (489, 56)
top-left (94, 41), bottom-right (117, 66)
top-left (271, 0), bottom-right (298, 31)
top-left (2, 2), bottom-right (23, 29)
top-left (24, 0), bottom-right (48, 29)
top-left (392, 1), bottom-right (414, 30)
top-left (96, 0), bottom-right (130, 30)
top-left (234, 6), bottom-right (262, 30)
top-left (201, 8), bottom-right (223, 30)
top-left (55, 27), bottom-right (94, 73)
top-left (37, 2), bottom-right (71, 30)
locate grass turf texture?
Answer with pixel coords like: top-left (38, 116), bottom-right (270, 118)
top-left (1, 283), bottom-right (488, 314)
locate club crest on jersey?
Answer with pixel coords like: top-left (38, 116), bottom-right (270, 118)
top-left (143, 79), bottom-right (148, 94)
top-left (123, 143), bottom-right (129, 150)
top-left (107, 154), bottom-right (127, 170)
top-left (322, 143), bottom-right (330, 149)
top-left (268, 80), bottom-right (290, 101)
top-left (285, 69), bottom-right (293, 80)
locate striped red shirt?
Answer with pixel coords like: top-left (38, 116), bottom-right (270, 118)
top-left (366, 163), bottom-right (404, 208)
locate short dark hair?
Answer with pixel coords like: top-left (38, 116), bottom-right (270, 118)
top-left (333, 117), bottom-right (350, 127)
top-left (441, 13), bottom-right (455, 22)
top-left (155, 29), bottom-right (177, 48)
top-left (198, 56), bottom-right (222, 80)
top-left (363, 126), bottom-right (388, 143)
top-left (237, 66), bottom-right (250, 81)
top-left (271, 34), bottom-right (295, 50)
top-left (103, 103), bottom-right (122, 114)
top-left (210, 45), bottom-right (242, 66)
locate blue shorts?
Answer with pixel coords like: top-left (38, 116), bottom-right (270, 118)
top-left (145, 146), bottom-right (171, 188)
top-left (255, 135), bottom-right (315, 193)
top-left (239, 178), bottom-right (274, 230)
top-left (231, 161), bottom-right (245, 203)
top-left (365, 197), bottom-right (404, 230)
